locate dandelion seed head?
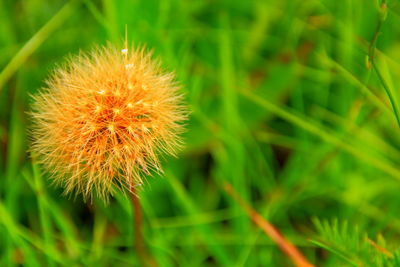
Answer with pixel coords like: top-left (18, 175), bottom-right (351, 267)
top-left (125, 63), bottom-right (134, 69)
top-left (30, 45), bottom-right (187, 201)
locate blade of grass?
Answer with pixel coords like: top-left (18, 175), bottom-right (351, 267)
top-left (82, 0), bottom-right (112, 33)
top-left (218, 12), bottom-right (249, 251)
top-left (140, 193), bottom-right (175, 267)
top-left (312, 105), bottom-right (400, 162)
top-left (0, 201), bottom-right (65, 264)
top-left (32, 160), bottom-right (55, 267)
top-left (89, 208), bottom-right (107, 263)
top-left (101, 0), bottom-right (119, 42)
top-left (166, 171), bottom-right (233, 266)
top-left (372, 61), bottom-right (400, 126)
top-left (366, 1), bottom-right (400, 126)
top-left (0, 0), bottom-right (79, 91)
top-left (21, 167), bottom-right (81, 258)
top-left (318, 53), bottom-right (392, 117)
top-left (241, 89), bottom-right (400, 179)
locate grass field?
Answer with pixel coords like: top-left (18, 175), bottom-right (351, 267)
top-left (1, 0), bottom-right (400, 266)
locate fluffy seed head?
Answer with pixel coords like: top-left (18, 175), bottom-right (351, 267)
top-left (30, 45), bottom-right (186, 201)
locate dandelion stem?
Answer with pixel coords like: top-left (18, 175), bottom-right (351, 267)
top-left (130, 186), bottom-right (156, 267)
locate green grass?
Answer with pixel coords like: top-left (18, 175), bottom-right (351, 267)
top-left (1, 0), bottom-right (400, 266)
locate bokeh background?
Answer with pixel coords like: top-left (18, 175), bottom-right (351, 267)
top-left (1, 0), bottom-right (400, 266)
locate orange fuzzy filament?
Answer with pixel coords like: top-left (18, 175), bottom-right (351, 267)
top-left (30, 45), bottom-right (186, 201)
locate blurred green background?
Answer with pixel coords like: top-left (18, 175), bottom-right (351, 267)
top-left (2, 0), bottom-right (400, 266)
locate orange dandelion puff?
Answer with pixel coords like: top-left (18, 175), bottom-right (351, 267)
top-left (30, 44), bottom-right (187, 201)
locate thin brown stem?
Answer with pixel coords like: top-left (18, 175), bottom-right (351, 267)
top-left (130, 186), bottom-right (157, 267)
top-left (366, 238), bottom-right (394, 258)
top-left (223, 182), bottom-right (315, 267)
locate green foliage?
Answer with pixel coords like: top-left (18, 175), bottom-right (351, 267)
top-left (1, 0), bottom-right (400, 266)
top-left (311, 218), bottom-right (399, 267)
